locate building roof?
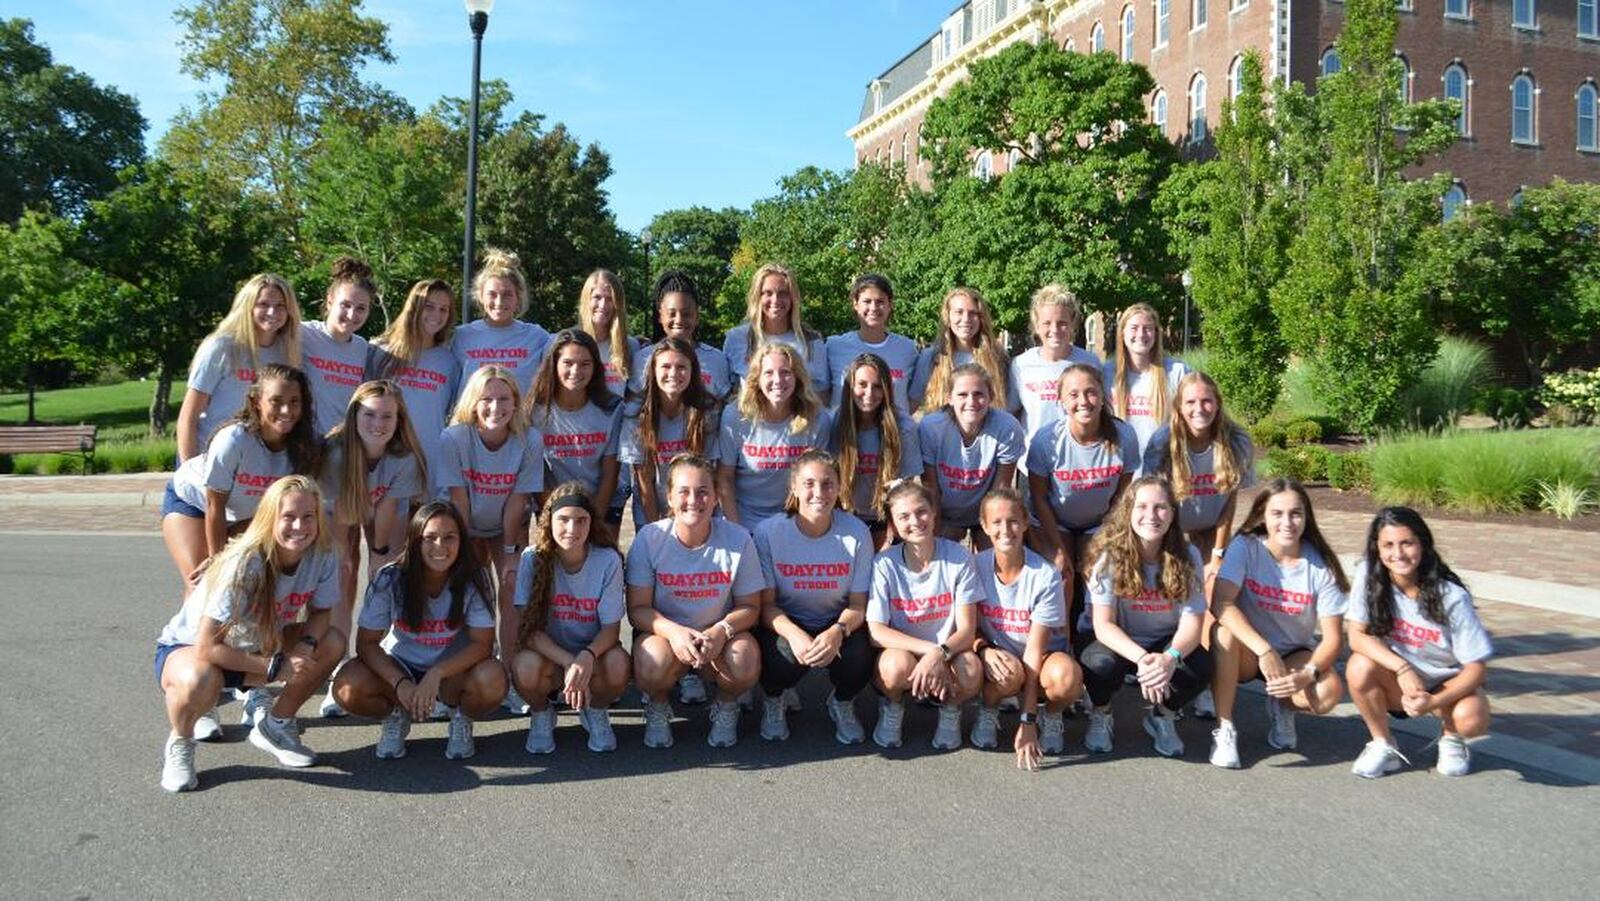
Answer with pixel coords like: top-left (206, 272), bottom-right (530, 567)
top-left (856, 35), bottom-right (935, 123)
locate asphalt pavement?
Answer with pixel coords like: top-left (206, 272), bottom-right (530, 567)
top-left (1, 532), bottom-right (1595, 900)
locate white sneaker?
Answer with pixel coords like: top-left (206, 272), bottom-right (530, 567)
top-left (1039, 710), bottom-right (1066, 754)
top-left (643, 698), bottom-right (675, 749)
top-left (781, 687), bottom-right (803, 712)
top-left (444, 708), bottom-right (476, 759)
top-left (971, 706), bottom-right (1000, 749)
top-left (1144, 708), bottom-right (1184, 757)
top-left (319, 693), bottom-right (348, 718)
top-left (1436, 734), bottom-right (1472, 777)
top-left (1210, 719), bottom-right (1241, 769)
top-left (1192, 688), bottom-right (1217, 720)
top-left (707, 699), bottom-right (741, 748)
top-left (525, 708), bottom-right (556, 755)
top-left (932, 704), bottom-right (963, 750)
top-left (249, 715), bottom-right (316, 767)
top-left (873, 698), bottom-right (905, 749)
top-left (375, 707), bottom-right (410, 759)
top-left (826, 692), bottom-right (865, 745)
top-left (579, 707), bottom-right (617, 752)
top-left (503, 686), bottom-right (530, 715)
top-left (1265, 694), bottom-right (1298, 750)
top-left (998, 694), bottom-right (1021, 712)
top-left (192, 709), bottom-right (222, 742)
top-left (1084, 707), bottom-right (1114, 754)
top-left (239, 687), bottom-right (272, 726)
top-left (160, 734), bottom-right (197, 792)
top-left (431, 699), bottom-right (450, 720)
top-left (677, 673), bottom-right (708, 705)
top-left (1351, 739), bottom-right (1407, 778)
top-left (759, 694), bottom-right (790, 741)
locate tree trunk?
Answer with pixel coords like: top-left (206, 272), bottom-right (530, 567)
top-left (25, 367), bottom-right (37, 425)
top-left (149, 362), bottom-right (173, 438)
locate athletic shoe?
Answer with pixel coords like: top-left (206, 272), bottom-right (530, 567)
top-left (971, 706), bottom-right (1000, 749)
top-left (677, 673), bottom-right (708, 705)
top-left (759, 694), bottom-right (790, 742)
top-left (444, 708), bottom-right (476, 759)
top-left (524, 708), bottom-right (556, 755)
top-left (431, 700), bottom-right (450, 720)
top-left (781, 687), bottom-right (802, 712)
top-left (1265, 694), bottom-right (1298, 750)
top-left (318, 694), bottom-right (348, 718)
top-left (1436, 734), bottom-right (1472, 777)
top-left (932, 704), bottom-right (963, 750)
top-left (1084, 707), bottom-right (1114, 754)
top-left (192, 709), bottom-right (222, 743)
top-left (873, 698), bottom-right (905, 749)
top-left (579, 707), bottom-right (616, 753)
top-left (1191, 688), bottom-right (1217, 720)
top-left (503, 686), bottom-right (530, 715)
top-left (249, 715), bottom-right (316, 768)
top-left (375, 707), bottom-right (410, 759)
top-left (1210, 720), bottom-right (1241, 769)
top-left (239, 687), bottom-right (272, 726)
top-left (737, 686), bottom-right (758, 712)
top-left (998, 695), bottom-right (1020, 712)
top-left (1039, 710), bottom-right (1066, 754)
top-left (1144, 708), bottom-right (1184, 758)
top-left (643, 698), bottom-right (675, 749)
top-left (160, 734), bottom-right (198, 793)
top-left (826, 691), bottom-right (865, 745)
top-left (1351, 739), bottom-right (1407, 778)
top-left (707, 699), bottom-right (741, 748)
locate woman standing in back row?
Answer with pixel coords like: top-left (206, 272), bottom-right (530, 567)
top-left (371, 279), bottom-right (461, 494)
top-left (301, 257), bottom-right (375, 437)
top-left (723, 263), bottom-right (829, 397)
top-left (452, 249), bottom-right (552, 395)
top-left (823, 274), bottom-right (921, 414)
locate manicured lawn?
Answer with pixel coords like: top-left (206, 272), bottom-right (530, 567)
top-left (0, 380), bottom-right (182, 429)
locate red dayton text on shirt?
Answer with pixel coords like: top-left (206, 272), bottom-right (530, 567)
top-left (938, 462), bottom-right (993, 492)
top-left (657, 568), bottom-right (733, 602)
top-left (546, 432), bottom-right (608, 459)
top-left (550, 592), bottom-right (601, 623)
top-left (1190, 472), bottom-right (1218, 497)
top-left (393, 365), bottom-right (448, 393)
top-left (394, 617), bottom-right (458, 647)
top-left (1391, 617), bottom-right (1443, 649)
top-left (232, 367), bottom-right (260, 383)
top-left (744, 442), bottom-right (809, 471)
top-left (1023, 380), bottom-right (1059, 401)
top-left (776, 561), bottom-right (849, 592)
top-left (1126, 585), bottom-right (1178, 614)
top-left (235, 472), bottom-right (276, 497)
top-left (308, 355), bottom-right (364, 387)
top-left (463, 468), bottom-right (516, 496)
top-left (891, 591), bottom-right (954, 624)
top-left (1052, 463), bottom-right (1123, 492)
top-left (1243, 577), bottom-right (1313, 616)
top-left (464, 347), bottom-right (529, 361)
top-left (980, 603), bottom-right (1032, 635)
top-left (276, 590), bottom-right (315, 622)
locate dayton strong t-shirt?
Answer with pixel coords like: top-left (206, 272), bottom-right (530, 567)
top-left (158, 548), bottom-right (340, 651)
top-left (531, 401), bottom-right (623, 495)
top-left (618, 406), bottom-right (722, 522)
top-left (1027, 417), bottom-right (1141, 531)
top-left (436, 423), bottom-right (544, 537)
top-left (172, 424), bottom-right (291, 523)
top-left (626, 518), bottom-right (766, 630)
top-left (867, 538), bottom-right (983, 644)
top-left (357, 564), bottom-right (495, 670)
top-left (974, 547), bottom-right (1068, 657)
top-left (832, 411), bottom-right (922, 523)
top-left (717, 409), bottom-right (833, 525)
top-left (754, 512), bottom-right (874, 633)
top-left (723, 325), bottom-right (830, 397)
top-left (513, 546), bottom-right (626, 654)
top-left (1346, 562), bottom-right (1494, 684)
top-left (451, 319), bottom-right (552, 396)
top-left (370, 342), bottom-right (459, 493)
top-left (1007, 346), bottom-right (1101, 453)
top-left (1083, 546), bottom-right (1207, 646)
top-left (1216, 535), bottom-right (1347, 654)
top-left (1141, 425), bottom-right (1256, 532)
top-left (824, 331), bottom-right (921, 414)
top-left (1103, 358), bottom-right (1192, 458)
top-left (629, 341), bottom-right (734, 401)
top-left (918, 408), bottom-right (1024, 527)
top-left (301, 322), bottom-right (369, 436)
top-left (186, 336), bottom-right (289, 454)
top-left (317, 442), bottom-right (424, 522)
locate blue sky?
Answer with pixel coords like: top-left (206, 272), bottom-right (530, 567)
top-left (13, 0), bottom-right (941, 231)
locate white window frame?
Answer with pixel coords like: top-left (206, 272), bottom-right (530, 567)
top-left (1122, 6), bottom-right (1137, 61)
top-left (1444, 0), bottom-right (1470, 20)
top-left (974, 151), bottom-right (994, 181)
top-left (1091, 22), bottom-right (1106, 53)
top-left (1396, 54), bottom-right (1412, 105)
top-left (1511, 74), bottom-right (1537, 145)
top-left (1155, 0), bottom-right (1171, 48)
top-left (1443, 64), bottom-right (1470, 136)
top-left (1577, 83), bottom-right (1598, 151)
top-left (1153, 89), bottom-right (1169, 131)
top-left (1229, 0), bottom-right (1247, 12)
top-left (1228, 55), bottom-right (1244, 102)
top-left (1442, 184), bottom-right (1467, 222)
top-left (1321, 48), bottom-right (1341, 77)
top-left (1193, 0), bottom-right (1209, 30)
top-left (1580, 0), bottom-right (1598, 39)
top-left (1064, 37), bottom-right (1077, 52)
top-left (1513, 0), bottom-right (1537, 30)
top-left (1189, 72), bottom-right (1209, 143)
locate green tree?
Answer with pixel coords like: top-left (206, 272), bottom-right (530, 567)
top-left (0, 212), bottom-right (88, 419)
top-left (1271, 0), bottom-right (1460, 431)
top-left (0, 18), bottom-right (146, 222)
top-left (643, 205), bottom-right (747, 320)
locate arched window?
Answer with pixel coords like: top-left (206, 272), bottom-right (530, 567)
top-left (1194, 0), bottom-right (1209, 29)
top-left (1064, 37), bottom-right (1076, 52)
top-left (1121, 6), bottom-right (1136, 61)
top-left (1091, 22), bottom-right (1105, 53)
top-left (1578, 83), bottom-right (1598, 151)
top-left (1513, 0), bottom-right (1536, 29)
top-left (1396, 54), bottom-right (1412, 104)
top-left (1442, 183), bottom-right (1467, 222)
top-left (1321, 48), bottom-right (1341, 77)
top-left (1512, 73), bottom-right (1536, 144)
top-left (1189, 72), bottom-right (1209, 142)
top-left (974, 151), bottom-right (994, 181)
top-left (1228, 55), bottom-right (1245, 101)
top-left (1152, 89), bottom-right (1169, 131)
top-left (1443, 64), bottom-right (1470, 135)
top-left (1007, 148), bottom-right (1022, 170)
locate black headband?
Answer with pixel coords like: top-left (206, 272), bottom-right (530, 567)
top-left (547, 494), bottom-right (588, 514)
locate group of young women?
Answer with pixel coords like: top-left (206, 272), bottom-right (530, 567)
top-left (151, 255), bottom-right (1493, 793)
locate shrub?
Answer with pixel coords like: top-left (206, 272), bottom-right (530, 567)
top-left (1539, 368), bottom-right (1600, 426)
top-left (1471, 385), bottom-right (1533, 428)
top-left (1399, 336), bottom-right (1491, 430)
top-left (1368, 438), bottom-right (1446, 507)
top-left (1263, 445), bottom-right (1331, 483)
top-left (1283, 419), bottom-right (1323, 446)
top-left (1326, 450), bottom-right (1373, 491)
top-left (1249, 418), bottom-right (1286, 451)
top-left (1438, 435), bottom-right (1532, 514)
top-left (1537, 482), bottom-right (1598, 520)
top-left (1369, 428), bottom-right (1600, 514)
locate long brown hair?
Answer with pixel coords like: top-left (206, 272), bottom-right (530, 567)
top-left (635, 338), bottom-right (714, 502)
top-left (1165, 371), bottom-right (1245, 503)
top-left (527, 328), bottom-right (619, 420)
top-left (1058, 363), bottom-right (1121, 456)
top-left (919, 287), bottom-right (1009, 415)
top-left (376, 279), bottom-right (456, 366)
top-left (1360, 506), bottom-right (1460, 638)
top-left (205, 475), bottom-right (331, 656)
top-left (327, 380), bottom-right (427, 526)
top-left (517, 482), bottom-right (618, 648)
top-left (1236, 478), bottom-right (1350, 592)
top-left (1088, 476), bottom-right (1195, 601)
top-left (832, 353), bottom-right (903, 519)
top-left (232, 363), bottom-right (322, 475)
top-left (393, 502), bottom-right (491, 634)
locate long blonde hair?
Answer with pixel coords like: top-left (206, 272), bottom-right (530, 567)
top-left (1087, 476), bottom-right (1195, 602)
top-left (328, 381), bottom-right (428, 526)
top-left (202, 475), bottom-right (331, 656)
top-left (472, 248), bottom-right (529, 317)
top-left (1165, 371), bottom-right (1245, 503)
top-left (450, 365), bottom-right (529, 434)
top-left (577, 269), bottom-right (631, 382)
top-left (1110, 303), bottom-right (1174, 424)
top-left (376, 279), bottom-right (456, 366)
top-left (195, 273), bottom-right (303, 372)
top-left (832, 353), bottom-right (904, 520)
top-left (737, 342), bottom-right (824, 435)
top-left (918, 287), bottom-right (1009, 415)
top-left (742, 263), bottom-right (820, 364)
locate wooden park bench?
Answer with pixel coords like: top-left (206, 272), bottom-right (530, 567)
top-left (0, 425), bottom-right (97, 474)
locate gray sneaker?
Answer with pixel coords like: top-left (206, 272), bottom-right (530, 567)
top-left (444, 709), bottom-right (476, 759)
top-left (160, 734), bottom-right (198, 793)
top-left (525, 708), bottom-right (556, 755)
top-left (759, 694), bottom-right (790, 741)
top-left (873, 698), bottom-right (905, 749)
top-left (1084, 707), bottom-right (1114, 754)
top-left (318, 693), bottom-right (348, 718)
top-left (708, 699), bottom-right (741, 748)
top-left (970, 706), bottom-right (1000, 749)
top-left (1039, 710), bottom-right (1066, 754)
top-left (932, 704), bottom-right (963, 750)
top-left (643, 698), bottom-right (674, 749)
top-left (1144, 708), bottom-right (1185, 758)
top-left (375, 707), bottom-right (410, 759)
top-left (781, 687), bottom-right (803, 712)
top-left (503, 686), bottom-right (530, 715)
top-left (1266, 694), bottom-right (1298, 750)
top-left (677, 673), bottom-right (708, 705)
top-left (240, 687), bottom-right (272, 726)
top-left (249, 715), bottom-right (316, 767)
top-left (579, 707), bottom-right (616, 752)
top-left (826, 692), bottom-right (865, 745)
top-left (192, 709), bottom-right (222, 742)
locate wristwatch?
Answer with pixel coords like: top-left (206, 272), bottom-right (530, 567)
top-left (1302, 662), bottom-right (1320, 679)
top-left (834, 621), bottom-right (849, 639)
top-left (937, 642), bottom-right (953, 663)
top-left (1019, 711), bottom-right (1038, 725)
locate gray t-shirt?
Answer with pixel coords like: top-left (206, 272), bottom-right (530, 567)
top-left (629, 341), bottom-right (735, 402)
top-left (717, 408), bottom-right (834, 525)
top-left (186, 335), bottom-right (289, 454)
top-left (754, 512), bottom-right (874, 633)
top-left (172, 424), bottom-right (292, 523)
top-left (436, 423), bottom-right (545, 537)
top-left (370, 342), bottom-right (460, 494)
top-left (975, 547), bottom-right (1069, 657)
top-left (301, 322), bottom-right (370, 436)
top-left (451, 319), bottom-right (552, 396)
top-left (1027, 417), bottom-right (1141, 530)
top-left (867, 538), bottom-right (983, 644)
top-left (1102, 358), bottom-right (1193, 459)
top-left (357, 564), bottom-right (495, 670)
top-left (723, 324), bottom-right (830, 397)
top-left (824, 331), bottom-right (921, 414)
top-left (1346, 562), bottom-right (1494, 684)
top-left (1084, 545), bottom-right (1207, 646)
top-left (1141, 425), bottom-right (1257, 532)
top-left (618, 405), bottom-right (723, 521)
top-left (907, 346), bottom-right (974, 408)
top-left (918, 408), bottom-right (1024, 527)
top-left (530, 401), bottom-right (623, 495)
top-left (1217, 535), bottom-right (1347, 654)
top-left (1007, 346), bottom-right (1101, 453)
top-left (625, 518), bottom-right (766, 630)
top-left (513, 546), bottom-right (626, 654)
top-left (157, 548), bottom-right (340, 650)
top-left (831, 411), bottom-right (922, 522)
top-left (317, 442), bottom-right (424, 522)
top-left (596, 335), bottom-right (642, 399)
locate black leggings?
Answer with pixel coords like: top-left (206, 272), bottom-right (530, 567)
top-left (1075, 632), bottom-right (1214, 710)
top-left (756, 626), bottom-right (873, 701)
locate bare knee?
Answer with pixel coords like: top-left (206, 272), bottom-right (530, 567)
top-left (1446, 693), bottom-right (1491, 738)
top-left (1041, 653), bottom-right (1083, 705)
top-left (1306, 672), bottom-right (1344, 715)
top-left (949, 652), bottom-right (983, 702)
top-left (459, 660), bottom-right (508, 717)
top-left (874, 649), bottom-right (915, 692)
top-left (632, 635), bottom-right (680, 694)
top-left (1345, 652), bottom-right (1381, 690)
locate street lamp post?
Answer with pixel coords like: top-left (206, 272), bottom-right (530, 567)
top-left (640, 228), bottom-right (653, 300)
top-left (461, 0), bottom-right (496, 325)
top-left (1180, 269), bottom-right (1194, 354)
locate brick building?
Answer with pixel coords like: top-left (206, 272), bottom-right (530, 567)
top-left (849, 0), bottom-right (1600, 206)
